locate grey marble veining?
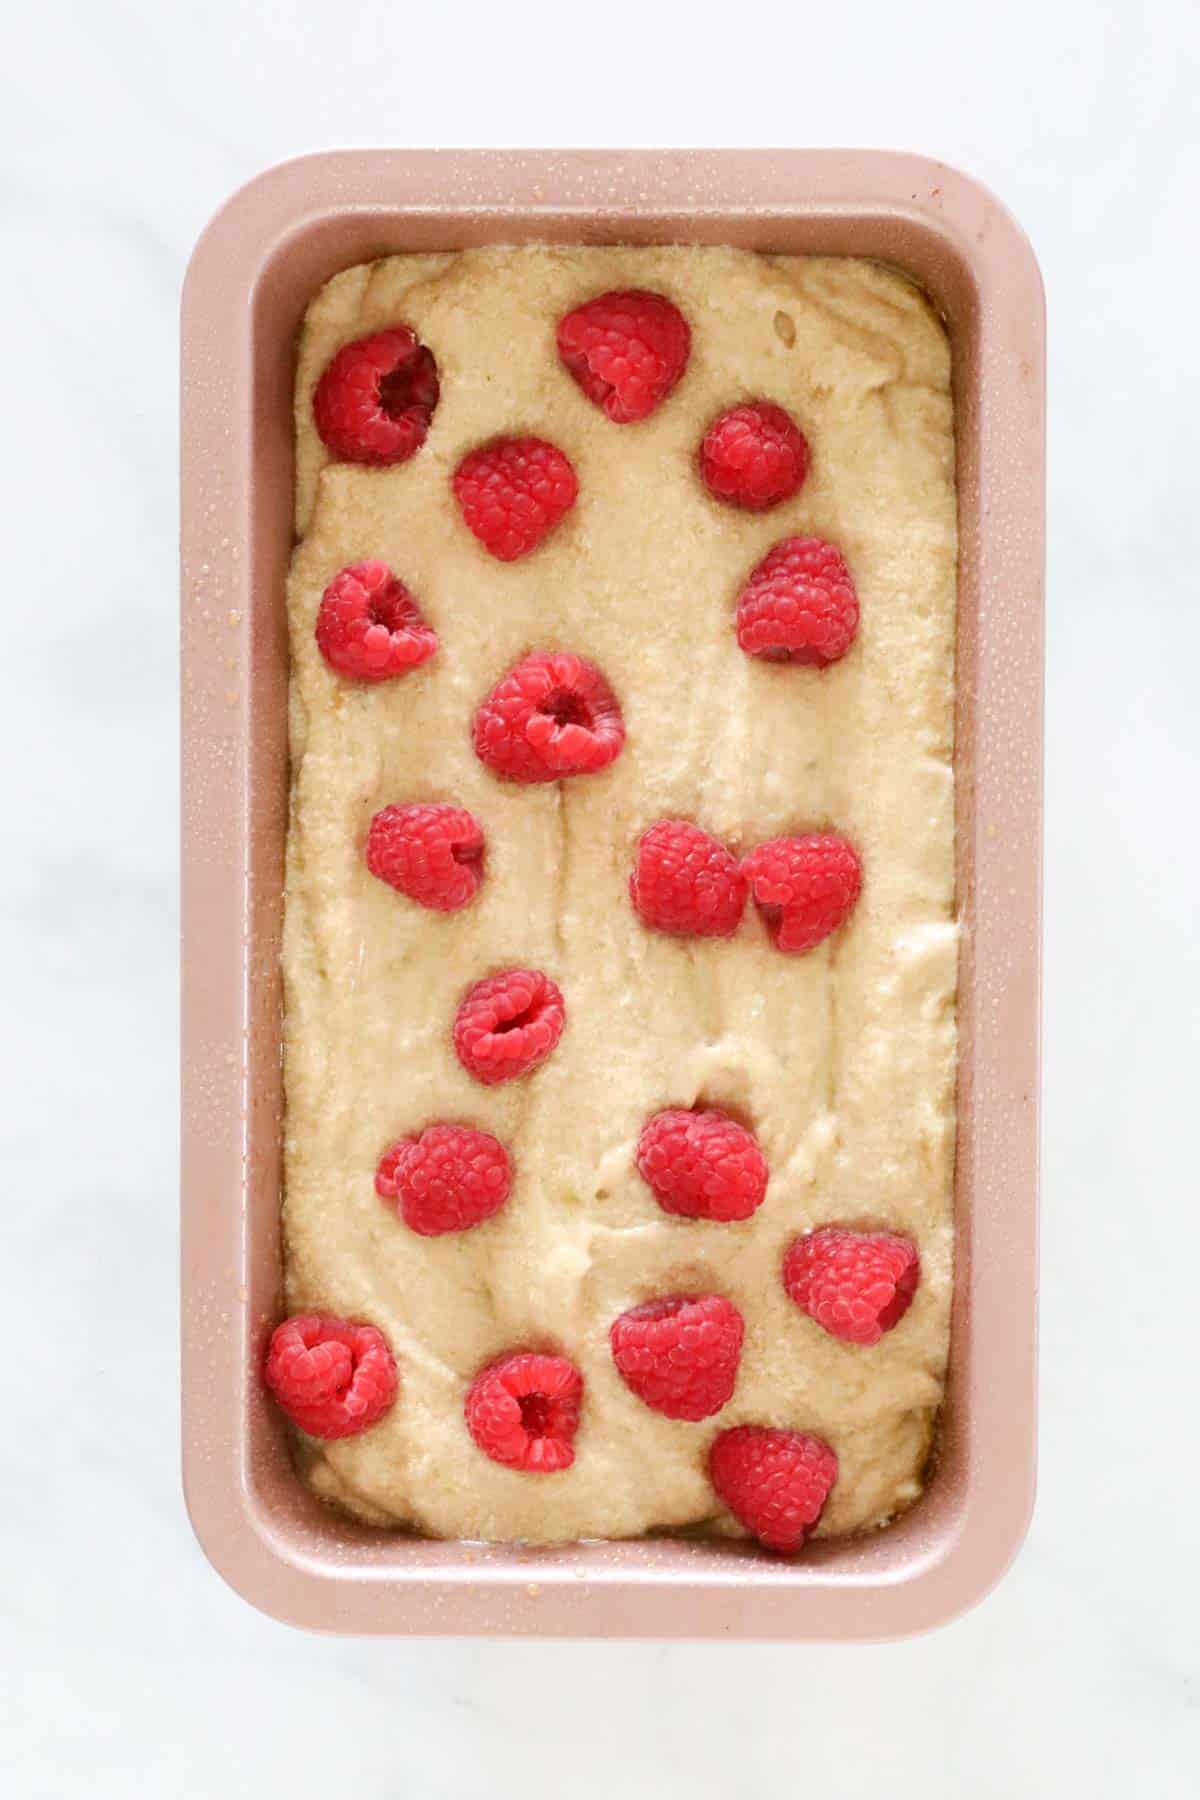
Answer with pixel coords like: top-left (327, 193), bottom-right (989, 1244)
top-left (2, 0), bottom-right (1198, 1794)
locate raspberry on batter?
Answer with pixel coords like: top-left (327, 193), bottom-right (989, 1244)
top-left (376, 1125), bottom-right (512, 1237)
top-left (557, 288), bottom-right (691, 422)
top-left (314, 561), bottom-right (437, 683)
top-left (453, 968), bottom-right (566, 1086)
top-left (699, 401), bottom-right (810, 510)
top-left (635, 1107), bottom-right (770, 1223)
top-left (709, 1426), bottom-right (838, 1552)
top-left (735, 536), bottom-right (859, 666)
top-left (473, 652), bottom-right (625, 784)
top-left (312, 328), bottom-right (439, 465)
top-left (263, 1315), bottom-right (398, 1440)
top-left (610, 1294), bottom-right (744, 1420)
top-left (783, 1227), bottom-right (920, 1345)
top-left (742, 833), bottom-right (862, 953)
top-left (365, 803), bottom-right (485, 911)
top-left (629, 819), bottom-right (747, 938)
top-left (465, 1352), bottom-right (583, 1471)
top-left (453, 437), bottom-right (578, 560)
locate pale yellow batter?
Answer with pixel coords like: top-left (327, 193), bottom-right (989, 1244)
top-left (283, 245), bottom-right (958, 1543)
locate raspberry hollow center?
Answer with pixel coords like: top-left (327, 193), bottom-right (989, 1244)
top-left (519, 1393), bottom-right (555, 1436)
top-left (540, 688), bottom-right (592, 729)
top-left (493, 1005), bottom-right (534, 1035)
top-left (377, 346), bottom-right (439, 422)
top-left (370, 588), bottom-right (408, 631)
top-left (492, 984), bottom-right (553, 1036)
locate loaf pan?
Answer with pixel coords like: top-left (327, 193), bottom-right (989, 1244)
top-left (180, 149), bottom-right (1043, 1639)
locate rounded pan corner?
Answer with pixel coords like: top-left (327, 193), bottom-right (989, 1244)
top-left (881, 151), bottom-right (1043, 301)
top-left (181, 1453), bottom-right (332, 1636)
top-left (180, 151), bottom-right (345, 326)
top-left (940, 162), bottom-right (1045, 309)
top-left (880, 151), bottom-right (1044, 289)
top-left (879, 1461), bottom-right (1037, 1643)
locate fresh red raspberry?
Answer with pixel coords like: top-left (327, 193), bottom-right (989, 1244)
top-left (699, 401), bottom-right (810, 510)
top-left (453, 436), bottom-right (579, 561)
top-left (610, 1294), bottom-right (744, 1421)
top-left (473, 652), bottom-right (625, 783)
top-left (783, 1227), bottom-right (920, 1345)
top-left (314, 560), bottom-right (438, 683)
top-left (375, 1123), bottom-right (511, 1236)
top-left (365, 803), bottom-right (484, 911)
top-left (742, 832), bottom-right (862, 953)
top-left (263, 1314), bottom-right (398, 1440)
top-left (453, 967), bottom-right (565, 1086)
top-left (709, 1426), bottom-right (838, 1553)
top-left (736, 537), bottom-right (859, 666)
top-left (557, 289), bottom-right (691, 423)
top-left (465, 1351), bottom-right (583, 1471)
top-left (635, 1107), bottom-right (769, 1223)
top-left (312, 327), bottom-right (439, 465)
top-left (629, 819), bottom-right (747, 938)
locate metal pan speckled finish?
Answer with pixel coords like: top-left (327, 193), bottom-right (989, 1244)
top-left (181, 149), bottom-right (1043, 1639)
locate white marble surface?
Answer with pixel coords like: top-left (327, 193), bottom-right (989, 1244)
top-left (3, 0), bottom-right (1198, 1792)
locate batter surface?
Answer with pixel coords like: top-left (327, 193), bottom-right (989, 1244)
top-left (283, 245), bottom-right (958, 1542)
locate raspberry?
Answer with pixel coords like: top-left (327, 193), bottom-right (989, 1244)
top-left (453, 436), bottom-right (578, 561)
top-left (473, 652), bottom-right (625, 783)
top-left (453, 967), bottom-right (565, 1086)
top-left (314, 560), bottom-right (438, 683)
top-left (609, 1293), bottom-right (744, 1421)
top-left (735, 537), bottom-right (859, 666)
top-left (375, 1123), bottom-right (511, 1236)
top-left (263, 1314), bottom-right (398, 1440)
top-left (629, 819), bottom-right (747, 938)
top-left (699, 401), bottom-right (810, 511)
top-left (557, 289), bottom-right (691, 423)
top-left (783, 1227), bottom-right (920, 1345)
top-left (365, 803), bottom-right (484, 912)
top-left (742, 833), bottom-right (862, 953)
top-left (464, 1352), bottom-right (583, 1471)
top-left (312, 328), bottom-right (439, 465)
top-left (635, 1107), bottom-right (769, 1223)
top-left (709, 1426), bottom-right (838, 1553)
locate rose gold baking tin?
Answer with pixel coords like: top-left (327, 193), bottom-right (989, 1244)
top-left (181, 150), bottom-right (1043, 1638)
